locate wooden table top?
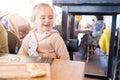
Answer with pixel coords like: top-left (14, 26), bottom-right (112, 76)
top-left (51, 59), bottom-right (85, 80)
top-left (74, 29), bottom-right (92, 36)
top-left (0, 53), bottom-right (85, 80)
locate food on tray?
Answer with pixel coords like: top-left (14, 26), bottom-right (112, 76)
top-left (26, 63), bottom-right (46, 77)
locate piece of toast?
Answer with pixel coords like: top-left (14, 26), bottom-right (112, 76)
top-left (26, 63), bottom-right (47, 77)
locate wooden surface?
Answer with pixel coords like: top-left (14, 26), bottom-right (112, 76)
top-left (51, 59), bottom-right (85, 80)
top-left (74, 29), bottom-right (92, 35)
top-left (0, 63), bottom-right (50, 80)
top-left (0, 54), bottom-right (85, 80)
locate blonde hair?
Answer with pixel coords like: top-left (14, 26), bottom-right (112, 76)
top-left (31, 3), bottom-right (54, 22)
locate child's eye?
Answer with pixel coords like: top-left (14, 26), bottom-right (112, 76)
top-left (40, 17), bottom-right (45, 19)
top-left (49, 17), bottom-right (53, 19)
top-left (49, 16), bottom-right (53, 19)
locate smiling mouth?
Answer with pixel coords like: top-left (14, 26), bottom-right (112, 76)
top-left (44, 25), bottom-right (49, 26)
top-left (44, 24), bottom-right (50, 27)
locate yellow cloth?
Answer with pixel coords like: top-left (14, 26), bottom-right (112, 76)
top-left (98, 28), bottom-right (110, 55)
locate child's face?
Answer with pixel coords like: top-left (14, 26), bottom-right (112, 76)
top-left (34, 7), bottom-right (54, 32)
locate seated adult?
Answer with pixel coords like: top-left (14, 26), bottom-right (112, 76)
top-left (92, 15), bottom-right (105, 41)
top-left (78, 15), bottom-right (105, 56)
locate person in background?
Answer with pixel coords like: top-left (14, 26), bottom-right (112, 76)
top-left (92, 15), bottom-right (105, 39)
top-left (78, 15), bottom-right (105, 58)
top-left (2, 14), bottom-right (31, 40)
top-left (18, 3), bottom-right (70, 60)
top-left (83, 15), bottom-right (105, 43)
top-left (0, 23), bottom-right (9, 53)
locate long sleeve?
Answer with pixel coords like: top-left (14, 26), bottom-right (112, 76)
top-left (51, 33), bottom-right (70, 60)
top-left (18, 31), bottom-right (39, 56)
top-left (18, 34), bottom-right (30, 55)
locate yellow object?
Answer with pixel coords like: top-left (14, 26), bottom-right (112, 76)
top-left (75, 15), bottom-right (82, 22)
top-left (98, 28), bottom-right (110, 55)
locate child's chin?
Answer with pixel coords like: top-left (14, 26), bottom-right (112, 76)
top-left (44, 28), bottom-right (50, 30)
top-left (43, 29), bottom-right (50, 31)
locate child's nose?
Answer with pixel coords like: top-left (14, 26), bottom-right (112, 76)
top-left (45, 18), bottom-right (50, 22)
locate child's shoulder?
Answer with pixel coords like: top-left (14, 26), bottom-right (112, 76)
top-left (50, 29), bottom-right (60, 35)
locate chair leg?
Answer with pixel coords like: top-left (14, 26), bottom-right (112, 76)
top-left (69, 52), bottom-right (73, 60)
top-left (86, 45), bottom-right (96, 62)
top-left (86, 45), bottom-right (90, 62)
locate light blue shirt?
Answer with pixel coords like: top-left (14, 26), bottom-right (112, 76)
top-left (92, 20), bottom-right (105, 37)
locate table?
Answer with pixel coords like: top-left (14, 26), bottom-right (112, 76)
top-left (74, 29), bottom-right (93, 46)
top-left (74, 29), bottom-right (92, 36)
top-left (51, 59), bottom-right (85, 80)
top-left (53, 0), bottom-right (120, 79)
top-left (0, 53), bottom-right (85, 80)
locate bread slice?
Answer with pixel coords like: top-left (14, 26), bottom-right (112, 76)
top-left (26, 63), bottom-right (46, 77)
